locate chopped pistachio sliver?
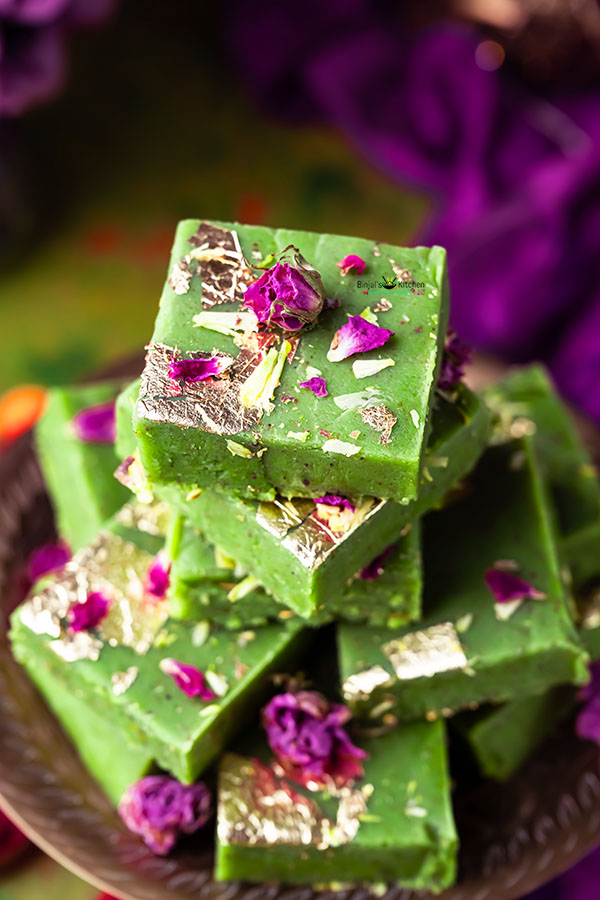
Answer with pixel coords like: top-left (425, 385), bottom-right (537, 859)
top-left (360, 306), bottom-right (379, 325)
top-left (287, 431), bottom-right (309, 442)
top-left (239, 341), bottom-right (291, 412)
top-left (227, 575), bottom-right (262, 603)
top-left (322, 439), bottom-right (361, 457)
top-left (204, 670), bottom-right (229, 697)
top-left (191, 621), bottom-right (210, 647)
top-left (226, 439), bottom-right (253, 459)
top-left (352, 358), bottom-right (395, 380)
top-left (193, 310), bottom-right (259, 337)
top-left (410, 409), bottom-right (420, 428)
top-left (333, 390), bottom-right (382, 411)
top-left (305, 365), bottom-right (322, 379)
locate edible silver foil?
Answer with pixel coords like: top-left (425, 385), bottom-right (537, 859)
top-left (188, 222), bottom-right (254, 308)
top-left (218, 755), bottom-right (368, 850)
top-left (382, 622), bottom-right (467, 680)
top-left (20, 531), bottom-right (168, 662)
top-left (256, 496), bottom-right (385, 572)
top-left (358, 404), bottom-right (397, 445)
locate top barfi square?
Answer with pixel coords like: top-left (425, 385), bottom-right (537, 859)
top-left (134, 220), bottom-right (449, 502)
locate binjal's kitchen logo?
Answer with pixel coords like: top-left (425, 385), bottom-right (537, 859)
top-left (357, 272), bottom-right (425, 295)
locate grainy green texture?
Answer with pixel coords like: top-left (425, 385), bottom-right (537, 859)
top-left (485, 365), bottom-right (600, 586)
top-left (168, 516), bottom-right (422, 629)
top-left (35, 382), bottom-right (130, 549)
top-left (215, 720), bottom-right (457, 891)
top-left (338, 439), bottom-right (589, 722)
top-left (13, 633), bottom-right (154, 803)
top-left (135, 219), bottom-right (449, 502)
top-left (154, 384), bottom-right (491, 618)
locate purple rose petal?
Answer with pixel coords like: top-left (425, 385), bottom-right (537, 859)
top-left (262, 689), bottom-right (366, 788)
top-left (485, 568), bottom-right (546, 604)
top-left (438, 330), bottom-right (472, 391)
top-left (167, 356), bottom-right (230, 383)
top-left (72, 400), bottom-right (116, 443)
top-left (327, 315), bottom-right (394, 362)
top-left (298, 376), bottom-right (328, 397)
top-left (336, 254), bottom-right (366, 276)
top-left (244, 261), bottom-right (324, 331)
top-left (360, 544), bottom-right (395, 581)
top-left (145, 552), bottom-right (171, 601)
top-left (577, 662), bottom-right (600, 746)
top-left (314, 495), bottom-right (355, 512)
top-left (27, 539), bottom-right (71, 582)
top-left (67, 590), bottom-right (110, 632)
top-left (159, 659), bottom-right (217, 701)
top-left (118, 775), bottom-right (212, 856)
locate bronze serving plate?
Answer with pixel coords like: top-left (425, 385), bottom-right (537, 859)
top-left (0, 359), bottom-right (600, 900)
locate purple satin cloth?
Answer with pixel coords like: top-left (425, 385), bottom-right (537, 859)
top-left (230, 2), bottom-right (600, 425)
top-left (0, 0), bottom-right (116, 116)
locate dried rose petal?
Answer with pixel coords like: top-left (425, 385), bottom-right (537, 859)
top-left (314, 495), bottom-right (355, 513)
top-left (336, 254), bottom-right (366, 276)
top-left (68, 590), bottom-right (110, 632)
top-left (243, 258), bottom-right (324, 331)
top-left (360, 545), bottom-right (395, 580)
top-left (298, 376), bottom-right (328, 397)
top-left (577, 663), bottom-right (600, 746)
top-left (484, 568), bottom-right (546, 604)
top-left (262, 690), bottom-right (366, 788)
top-left (145, 552), bottom-right (171, 601)
top-left (72, 401), bottom-right (116, 443)
top-left (168, 356), bottom-right (231, 383)
top-left (438, 330), bottom-right (472, 390)
top-left (327, 315), bottom-right (394, 362)
top-left (27, 540), bottom-right (71, 582)
top-left (159, 658), bottom-right (217, 701)
top-left (118, 775), bottom-right (212, 856)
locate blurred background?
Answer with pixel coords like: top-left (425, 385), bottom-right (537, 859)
top-left (0, 0), bottom-right (599, 897)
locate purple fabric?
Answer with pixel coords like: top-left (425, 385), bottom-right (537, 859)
top-left (0, 0), bottom-right (115, 116)
top-left (244, 261), bottom-right (323, 331)
top-left (230, 4), bottom-right (600, 424)
top-left (262, 690), bottom-right (366, 786)
top-left (118, 775), bottom-right (211, 855)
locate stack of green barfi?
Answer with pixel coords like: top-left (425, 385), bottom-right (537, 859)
top-left (10, 219), bottom-right (600, 893)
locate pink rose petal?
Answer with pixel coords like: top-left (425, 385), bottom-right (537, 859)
top-left (298, 376), bottom-right (328, 397)
top-left (68, 590), bottom-right (110, 632)
top-left (336, 254), bottom-right (366, 276)
top-left (159, 658), bottom-right (217, 701)
top-left (327, 315), bottom-right (394, 362)
top-left (484, 568), bottom-right (546, 604)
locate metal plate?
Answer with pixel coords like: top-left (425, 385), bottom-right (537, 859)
top-left (0, 358), bottom-right (599, 900)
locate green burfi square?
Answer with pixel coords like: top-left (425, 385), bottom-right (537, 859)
top-left (134, 219), bottom-right (450, 502)
top-left (168, 515), bottom-right (422, 629)
top-left (338, 438), bottom-right (589, 723)
top-left (485, 364), bottom-right (600, 586)
top-left (215, 720), bottom-right (457, 891)
top-left (10, 510), bottom-right (308, 784)
top-left (156, 383), bottom-right (491, 619)
top-left (36, 382), bottom-right (130, 549)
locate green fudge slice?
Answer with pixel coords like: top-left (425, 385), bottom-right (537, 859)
top-left (168, 515), bottom-right (422, 629)
top-left (36, 382), bottom-right (130, 549)
top-left (155, 384), bottom-right (491, 619)
top-left (10, 508), bottom-right (308, 784)
top-left (454, 366), bottom-right (600, 780)
top-left (134, 219), bottom-right (449, 503)
top-left (454, 687), bottom-right (576, 782)
top-left (338, 438), bottom-right (589, 723)
top-left (485, 364), bottom-right (600, 586)
top-left (215, 720), bottom-right (457, 891)
top-left (12, 624), bottom-right (153, 804)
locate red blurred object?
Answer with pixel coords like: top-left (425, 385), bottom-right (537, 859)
top-left (0, 385), bottom-right (46, 446)
top-left (0, 809), bottom-right (29, 868)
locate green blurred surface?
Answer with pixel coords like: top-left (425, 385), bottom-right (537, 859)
top-left (0, 852), bottom-right (98, 900)
top-left (0, 1), bottom-right (428, 394)
top-left (0, 1), bottom-right (428, 893)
